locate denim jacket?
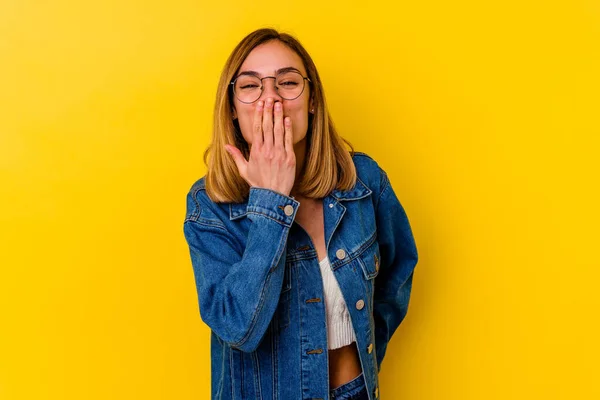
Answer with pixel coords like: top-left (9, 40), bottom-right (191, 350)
top-left (183, 151), bottom-right (418, 400)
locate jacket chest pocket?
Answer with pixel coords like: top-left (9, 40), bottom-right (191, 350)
top-left (274, 263), bottom-right (292, 331)
top-left (356, 237), bottom-right (381, 307)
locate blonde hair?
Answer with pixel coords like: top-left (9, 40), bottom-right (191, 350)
top-left (204, 28), bottom-right (356, 203)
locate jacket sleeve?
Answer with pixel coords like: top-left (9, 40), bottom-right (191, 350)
top-left (183, 186), bottom-right (299, 352)
top-left (372, 167), bottom-right (418, 372)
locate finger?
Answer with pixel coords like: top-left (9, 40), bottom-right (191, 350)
top-left (262, 98), bottom-right (274, 151)
top-left (273, 101), bottom-right (284, 151)
top-left (284, 116), bottom-right (293, 155)
top-left (224, 145), bottom-right (248, 178)
top-left (252, 100), bottom-right (264, 148)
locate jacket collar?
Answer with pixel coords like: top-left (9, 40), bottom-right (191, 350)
top-left (229, 176), bottom-right (372, 220)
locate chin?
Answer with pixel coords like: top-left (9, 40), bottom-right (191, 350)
top-left (293, 133), bottom-right (308, 146)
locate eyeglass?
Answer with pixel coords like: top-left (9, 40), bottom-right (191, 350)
top-left (230, 69), bottom-right (311, 104)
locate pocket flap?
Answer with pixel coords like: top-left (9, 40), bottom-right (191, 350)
top-left (358, 239), bottom-right (381, 280)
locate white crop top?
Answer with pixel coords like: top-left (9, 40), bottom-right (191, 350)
top-left (318, 256), bottom-right (357, 349)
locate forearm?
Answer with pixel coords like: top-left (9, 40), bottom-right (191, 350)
top-left (184, 187), bottom-right (299, 352)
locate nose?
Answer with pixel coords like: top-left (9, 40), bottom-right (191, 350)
top-left (259, 77), bottom-right (283, 103)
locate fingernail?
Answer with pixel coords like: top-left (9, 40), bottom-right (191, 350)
top-left (258, 100), bottom-right (264, 107)
top-left (275, 102), bottom-right (281, 110)
top-left (266, 98), bottom-right (273, 106)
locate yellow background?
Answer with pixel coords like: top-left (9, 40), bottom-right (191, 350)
top-left (1, 1), bottom-right (599, 399)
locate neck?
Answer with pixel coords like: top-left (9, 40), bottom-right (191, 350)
top-left (291, 135), bottom-right (308, 198)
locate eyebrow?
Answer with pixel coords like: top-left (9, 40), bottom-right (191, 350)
top-left (235, 66), bottom-right (302, 79)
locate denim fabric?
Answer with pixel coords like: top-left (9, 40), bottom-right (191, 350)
top-left (330, 373), bottom-right (368, 400)
top-left (183, 152), bottom-right (418, 400)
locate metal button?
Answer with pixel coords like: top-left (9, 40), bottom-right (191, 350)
top-left (329, 203), bottom-right (334, 208)
top-left (367, 343), bottom-right (373, 354)
top-left (355, 299), bottom-right (365, 310)
top-left (375, 386), bottom-right (379, 398)
top-left (335, 249), bottom-right (346, 259)
top-left (283, 205), bottom-right (294, 216)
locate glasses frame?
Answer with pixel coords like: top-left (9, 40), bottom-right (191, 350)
top-left (230, 71), bottom-right (312, 104)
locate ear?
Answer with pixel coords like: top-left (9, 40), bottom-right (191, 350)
top-left (231, 106), bottom-right (238, 119)
top-left (309, 97), bottom-right (315, 114)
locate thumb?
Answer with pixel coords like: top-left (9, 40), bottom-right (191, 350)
top-left (224, 145), bottom-right (247, 176)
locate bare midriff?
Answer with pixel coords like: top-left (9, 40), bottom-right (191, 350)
top-left (328, 342), bottom-right (362, 389)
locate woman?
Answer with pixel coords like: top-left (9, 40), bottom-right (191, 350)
top-left (183, 28), bottom-right (418, 400)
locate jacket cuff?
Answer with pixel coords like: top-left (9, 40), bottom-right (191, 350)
top-left (246, 187), bottom-right (300, 227)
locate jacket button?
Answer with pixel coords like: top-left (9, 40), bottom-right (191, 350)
top-left (374, 254), bottom-right (380, 271)
top-left (355, 299), bottom-right (365, 310)
top-left (367, 343), bottom-right (373, 354)
top-left (283, 205), bottom-right (294, 216)
top-left (335, 249), bottom-right (346, 259)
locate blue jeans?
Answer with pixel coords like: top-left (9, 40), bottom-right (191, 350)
top-left (329, 373), bottom-right (369, 400)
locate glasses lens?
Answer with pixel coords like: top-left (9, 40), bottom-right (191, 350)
top-left (234, 75), bottom-right (262, 103)
top-left (276, 71), bottom-right (305, 100)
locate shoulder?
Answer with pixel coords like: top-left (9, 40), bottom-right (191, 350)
top-left (350, 151), bottom-right (388, 199)
top-left (184, 175), bottom-right (228, 225)
top-left (188, 175), bottom-right (207, 199)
